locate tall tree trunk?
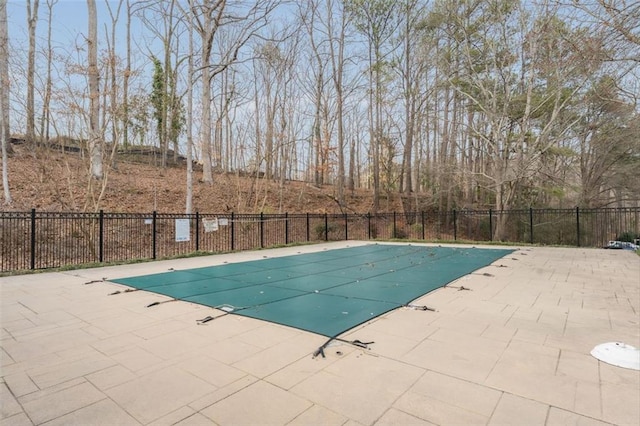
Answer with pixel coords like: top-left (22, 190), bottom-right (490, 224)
top-left (321, 102), bottom-right (331, 185)
top-left (313, 75), bottom-right (322, 186)
top-left (369, 43), bottom-right (379, 213)
top-left (105, 0), bottom-right (123, 169)
top-left (399, 0), bottom-right (415, 195)
top-left (185, 0), bottom-right (194, 213)
top-left (348, 137), bottom-right (355, 191)
top-left (327, 0), bottom-right (346, 206)
top-left (445, 91), bottom-right (460, 212)
top-left (265, 98), bottom-right (274, 180)
top-left (253, 59), bottom-right (262, 180)
top-left (40, 0), bottom-right (56, 144)
top-left (162, 0), bottom-right (176, 168)
top-left (122, 0), bottom-right (131, 149)
top-left (201, 51), bottom-right (213, 182)
top-left (194, 0), bottom-right (220, 183)
top-left (26, 0), bottom-right (39, 144)
top-left (0, 0), bottom-right (12, 204)
top-left (87, 0), bottom-right (102, 180)
top-left (438, 83), bottom-right (450, 212)
top-left (402, 94), bottom-right (414, 194)
top-left (216, 71), bottom-right (225, 171)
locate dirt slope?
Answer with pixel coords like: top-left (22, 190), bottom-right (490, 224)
top-left (3, 143), bottom-right (418, 214)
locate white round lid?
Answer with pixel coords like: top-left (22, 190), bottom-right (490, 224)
top-left (590, 342), bottom-right (640, 370)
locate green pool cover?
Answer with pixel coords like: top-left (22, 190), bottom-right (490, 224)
top-left (111, 244), bottom-right (513, 337)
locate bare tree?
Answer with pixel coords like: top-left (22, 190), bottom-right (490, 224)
top-left (190, 0), bottom-right (278, 184)
top-left (326, 0), bottom-right (351, 206)
top-left (254, 38), bottom-right (295, 183)
top-left (393, 0), bottom-right (430, 206)
top-left (566, 0), bottom-right (639, 58)
top-left (348, 0), bottom-right (399, 214)
top-left (139, 0), bottom-right (185, 167)
top-left (121, 0), bottom-right (132, 149)
top-left (299, 0), bottom-right (329, 186)
top-left (1, 0), bottom-right (12, 204)
top-left (39, 0), bottom-right (58, 144)
top-left (576, 76), bottom-right (640, 207)
top-left (105, 0), bottom-right (124, 169)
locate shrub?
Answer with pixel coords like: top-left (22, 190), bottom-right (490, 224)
top-left (617, 231), bottom-right (640, 243)
top-left (392, 226), bottom-right (408, 239)
top-left (314, 222), bottom-right (336, 240)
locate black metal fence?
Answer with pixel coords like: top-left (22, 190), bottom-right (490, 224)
top-left (1, 207), bottom-right (638, 273)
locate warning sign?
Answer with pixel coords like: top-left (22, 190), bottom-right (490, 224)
top-left (175, 219), bottom-right (190, 242)
top-left (203, 218), bottom-right (219, 233)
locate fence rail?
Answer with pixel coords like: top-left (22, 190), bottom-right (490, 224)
top-left (1, 207), bottom-right (638, 273)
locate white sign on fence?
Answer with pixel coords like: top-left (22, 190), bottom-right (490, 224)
top-left (175, 219), bottom-right (191, 242)
top-left (203, 218), bottom-right (219, 233)
top-left (219, 218), bottom-right (229, 226)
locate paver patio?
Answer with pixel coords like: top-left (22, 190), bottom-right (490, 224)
top-left (1, 242), bottom-right (639, 425)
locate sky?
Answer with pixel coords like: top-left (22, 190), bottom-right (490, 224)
top-left (6, 0), bottom-right (166, 136)
top-left (4, 0), bottom-right (302, 160)
top-left (7, 1), bottom-right (150, 59)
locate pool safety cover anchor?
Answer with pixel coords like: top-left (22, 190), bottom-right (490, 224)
top-left (109, 288), bottom-right (137, 296)
top-left (313, 337), bottom-right (376, 359)
top-left (197, 316), bottom-right (215, 324)
top-left (146, 299), bottom-right (176, 308)
top-left (405, 304), bottom-right (436, 311)
top-left (313, 346), bottom-right (326, 358)
top-left (197, 309), bottom-right (236, 325)
top-left (444, 284), bottom-right (472, 291)
top-left (351, 339), bottom-right (374, 348)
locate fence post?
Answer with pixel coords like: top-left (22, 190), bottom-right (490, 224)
top-left (529, 207), bottom-right (533, 244)
top-left (489, 209), bottom-right (493, 241)
top-left (529, 207), bottom-right (534, 244)
top-left (344, 213), bottom-right (348, 241)
top-left (195, 212), bottom-right (200, 251)
top-left (231, 212), bottom-right (235, 251)
top-left (285, 212), bottom-right (289, 245)
top-left (421, 211), bottom-right (425, 240)
top-left (393, 211), bottom-right (397, 238)
top-left (306, 213), bottom-right (310, 241)
top-left (453, 209), bottom-right (457, 241)
top-left (260, 212), bottom-right (264, 248)
top-left (99, 210), bottom-right (104, 263)
top-left (30, 208), bottom-right (36, 270)
top-left (324, 213), bottom-right (328, 241)
top-left (367, 212), bottom-right (371, 240)
top-left (152, 211), bottom-right (157, 260)
top-left (576, 206), bottom-right (581, 247)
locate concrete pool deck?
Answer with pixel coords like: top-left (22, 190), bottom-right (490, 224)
top-left (1, 242), bottom-right (639, 425)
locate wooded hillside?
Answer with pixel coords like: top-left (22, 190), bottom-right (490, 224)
top-left (4, 141), bottom-right (413, 214)
top-left (1, 0), bottom-right (639, 222)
